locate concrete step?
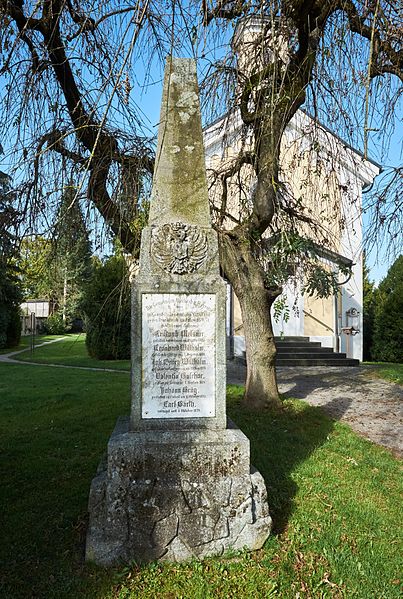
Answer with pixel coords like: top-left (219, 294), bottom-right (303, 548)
top-left (276, 346), bottom-right (333, 354)
top-left (277, 357), bottom-right (359, 366)
top-left (275, 342), bottom-right (322, 349)
top-left (274, 336), bottom-right (310, 342)
top-left (273, 336), bottom-right (359, 366)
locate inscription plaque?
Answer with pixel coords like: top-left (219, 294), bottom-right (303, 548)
top-left (142, 293), bottom-right (216, 418)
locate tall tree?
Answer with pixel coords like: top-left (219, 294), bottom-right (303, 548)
top-left (372, 255), bottom-right (403, 363)
top-left (0, 1), bottom-right (401, 407)
top-left (0, 170), bottom-right (22, 348)
top-left (51, 184), bottom-right (93, 324)
top-left (362, 253), bottom-right (377, 361)
top-left (19, 235), bottom-right (53, 299)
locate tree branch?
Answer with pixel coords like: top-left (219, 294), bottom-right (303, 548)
top-left (341, 0), bottom-right (403, 82)
top-left (203, 0), bottom-right (247, 26)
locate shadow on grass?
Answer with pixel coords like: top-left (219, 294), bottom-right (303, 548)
top-left (0, 363), bottom-right (129, 599)
top-left (226, 386), bottom-right (349, 534)
top-left (1, 363), bottom-right (349, 599)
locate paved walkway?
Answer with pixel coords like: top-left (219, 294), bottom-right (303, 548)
top-left (0, 337), bottom-right (68, 363)
top-left (2, 340), bottom-right (402, 457)
top-left (0, 338), bottom-right (128, 373)
top-left (227, 361), bottom-right (403, 458)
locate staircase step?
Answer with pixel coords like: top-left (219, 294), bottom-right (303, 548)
top-left (276, 347), bottom-right (334, 354)
top-left (276, 352), bottom-right (349, 361)
top-left (275, 342), bottom-right (322, 349)
top-left (274, 336), bottom-right (310, 342)
top-left (238, 336), bottom-right (359, 367)
top-left (276, 358), bottom-right (359, 367)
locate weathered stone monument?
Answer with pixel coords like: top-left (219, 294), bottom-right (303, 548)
top-left (86, 57), bottom-right (272, 565)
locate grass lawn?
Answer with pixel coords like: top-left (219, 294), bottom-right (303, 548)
top-left (363, 362), bottom-right (403, 385)
top-left (0, 335), bottom-right (71, 356)
top-left (12, 334), bottom-right (131, 371)
top-left (0, 359), bottom-right (401, 598)
top-left (0, 335), bottom-right (49, 355)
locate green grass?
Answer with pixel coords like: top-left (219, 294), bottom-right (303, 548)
top-left (363, 362), bottom-right (403, 385)
top-left (0, 334), bottom-right (69, 355)
top-left (0, 361), bottom-right (401, 598)
top-left (0, 334), bottom-right (34, 354)
top-left (12, 334), bottom-right (131, 371)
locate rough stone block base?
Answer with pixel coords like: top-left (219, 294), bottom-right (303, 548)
top-left (86, 417), bottom-right (272, 566)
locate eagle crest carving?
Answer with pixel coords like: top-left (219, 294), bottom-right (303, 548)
top-left (151, 222), bottom-right (208, 274)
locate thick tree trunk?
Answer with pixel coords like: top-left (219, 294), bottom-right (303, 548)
top-left (219, 233), bottom-right (282, 409)
top-left (238, 282), bottom-right (281, 409)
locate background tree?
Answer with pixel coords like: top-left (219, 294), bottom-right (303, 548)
top-left (82, 254), bottom-right (131, 360)
top-left (371, 255), bottom-right (403, 364)
top-left (19, 235), bottom-right (53, 299)
top-left (0, 170), bottom-right (22, 348)
top-left (0, 1), bottom-right (401, 407)
top-left (51, 184), bottom-right (93, 327)
top-left (362, 253), bottom-right (377, 361)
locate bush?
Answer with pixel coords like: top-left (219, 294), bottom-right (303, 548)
top-left (0, 265), bottom-right (22, 349)
top-left (44, 312), bottom-right (68, 335)
top-left (6, 307), bottom-right (22, 347)
top-left (82, 255), bottom-right (131, 360)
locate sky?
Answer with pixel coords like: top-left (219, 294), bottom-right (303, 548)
top-left (129, 58), bottom-right (402, 286)
top-left (361, 120), bottom-right (402, 284)
top-left (0, 12), bottom-right (401, 285)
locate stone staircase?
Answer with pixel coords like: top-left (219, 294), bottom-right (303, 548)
top-left (275, 336), bottom-right (359, 367)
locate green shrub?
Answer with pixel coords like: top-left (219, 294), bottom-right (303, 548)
top-left (44, 312), bottom-right (68, 335)
top-left (82, 255), bottom-right (131, 360)
top-left (0, 266), bottom-right (22, 349)
top-left (0, 305), bottom-right (9, 348)
top-left (6, 307), bottom-right (22, 347)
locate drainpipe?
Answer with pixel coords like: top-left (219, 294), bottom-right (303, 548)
top-left (334, 291), bottom-right (339, 352)
top-left (337, 266), bottom-right (354, 356)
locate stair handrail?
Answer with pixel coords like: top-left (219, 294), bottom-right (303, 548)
top-left (302, 309), bottom-right (334, 333)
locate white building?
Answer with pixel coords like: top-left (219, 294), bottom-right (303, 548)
top-left (204, 19), bottom-right (380, 362)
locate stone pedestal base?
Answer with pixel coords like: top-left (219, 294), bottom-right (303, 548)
top-left (86, 417), bottom-right (272, 566)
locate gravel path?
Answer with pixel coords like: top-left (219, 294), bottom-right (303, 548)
top-left (227, 361), bottom-right (403, 458)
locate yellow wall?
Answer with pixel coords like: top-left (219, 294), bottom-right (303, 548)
top-left (206, 122), bottom-right (344, 339)
top-left (303, 293), bottom-right (334, 336)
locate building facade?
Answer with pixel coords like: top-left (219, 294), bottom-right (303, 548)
top-left (204, 19), bottom-right (379, 361)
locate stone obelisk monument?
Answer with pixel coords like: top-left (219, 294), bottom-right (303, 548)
top-left (86, 58), bottom-right (271, 565)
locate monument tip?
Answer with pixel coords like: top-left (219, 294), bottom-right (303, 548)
top-left (148, 57), bottom-right (211, 227)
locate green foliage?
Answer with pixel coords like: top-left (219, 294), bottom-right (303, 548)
top-left (4, 307), bottom-right (22, 347)
top-left (263, 232), bottom-right (350, 299)
top-left (14, 334), bottom-right (130, 370)
top-left (371, 255), bottom-right (403, 363)
top-left (273, 295), bottom-right (290, 325)
top-left (43, 312), bottom-right (68, 335)
top-left (263, 232), bottom-right (314, 288)
top-left (50, 185), bottom-right (93, 325)
top-left (0, 169), bottom-right (22, 349)
top-left (0, 263), bottom-right (22, 348)
top-left (362, 254), bottom-right (377, 361)
top-left (82, 255), bottom-right (131, 360)
top-left (302, 265), bottom-right (338, 298)
top-left (18, 186), bottom-right (93, 331)
top-left (19, 236), bottom-right (54, 299)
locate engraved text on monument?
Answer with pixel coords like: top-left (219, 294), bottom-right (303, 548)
top-left (142, 293), bottom-right (215, 418)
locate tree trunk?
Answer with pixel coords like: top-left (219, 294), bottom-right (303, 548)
top-left (238, 281), bottom-right (281, 410)
top-left (219, 233), bottom-right (282, 410)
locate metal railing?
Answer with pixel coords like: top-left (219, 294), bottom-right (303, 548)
top-left (302, 309), bottom-right (334, 333)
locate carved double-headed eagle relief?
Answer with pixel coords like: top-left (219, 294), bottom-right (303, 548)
top-left (151, 222), bottom-right (208, 274)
